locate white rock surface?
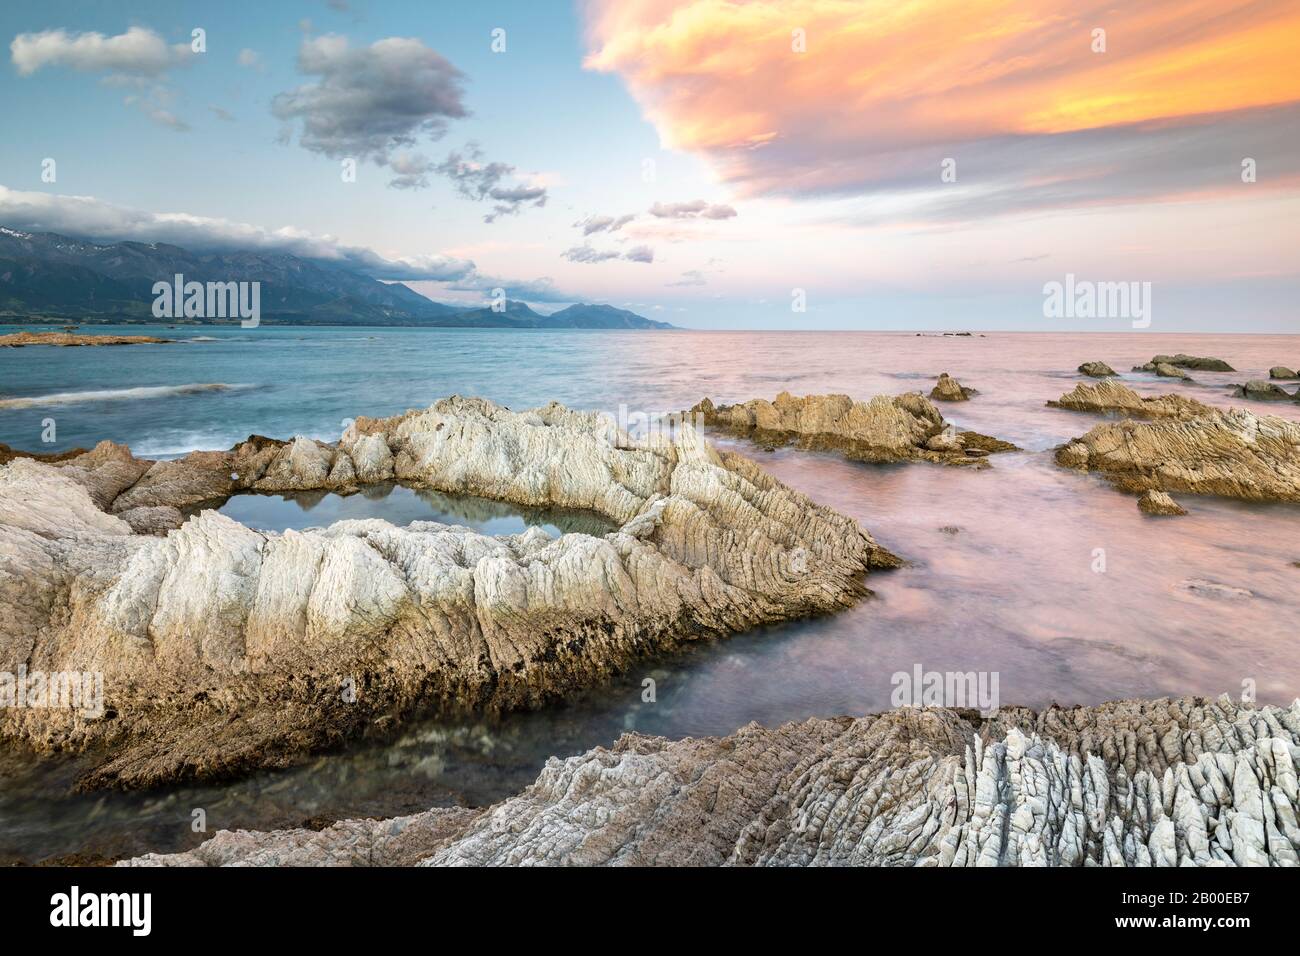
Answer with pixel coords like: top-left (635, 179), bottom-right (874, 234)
top-left (123, 696), bottom-right (1300, 867)
top-left (0, 396), bottom-right (891, 789)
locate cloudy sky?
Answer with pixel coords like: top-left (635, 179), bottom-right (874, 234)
top-left (1, 0), bottom-right (1297, 330)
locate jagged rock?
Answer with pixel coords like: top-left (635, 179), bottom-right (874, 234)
top-left (689, 391), bottom-right (1016, 468)
top-left (1055, 404), bottom-right (1300, 502)
top-left (1048, 381), bottom-right (1215, 419)
top-left (1233, 379), bottom-right (1296, 402)
top-left (1137, 490), bottom-right (1186, 516)
top-left (1133, 354), bottom-right (1235, 373)
top-left (1270, 366), bottom-right (1298, 380)
top-left (0, 396), bottom-right (896, 790)
top-left (121, 695), bottom-right (1300, 868)
top-left (1078, 361), bottom-right (1116, 377)
top-left (929, 373), bottom-right (977, 401)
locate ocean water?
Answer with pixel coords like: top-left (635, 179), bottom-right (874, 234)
top-left (1, 325), bottom-right (1299, 861)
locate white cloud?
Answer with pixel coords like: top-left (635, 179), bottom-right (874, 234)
top-left (0, 185), bottom-right (472, 281)
top-left (10, 27), bottom-right (191, 77)
top-left (562, 243), bottom-right (654, 264)
top-left (649, 200), bottom-right (737, 220)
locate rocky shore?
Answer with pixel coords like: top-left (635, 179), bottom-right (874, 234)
top-left (122, 695), bottom-right (1300, 867)
top-left (0, 396), bottom-right (898, 790)
top-left (1055, 395), bottom-right (1300, 503)
top-left (1047, 380), bottom-right (1214, 419)
top-left (0, 331), bottom-right (172, 347)
top-left (689, 391), bottom-right (1017, 467)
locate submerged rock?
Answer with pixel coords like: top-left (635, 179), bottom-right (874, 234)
top-left (0, 396), bottom-right (896, 790)
top-left (1056, 404), bottom-right (1300, 502)
top-left (1077, 361), bottom-right (1116, 377)
top-left (1137, 490), bottom-right (1186, 516)
top-left (929, 372), bottom-right (977, 401)
top-left (1048, 381), bottom-right (1215, 419)
top-left (1133, 354), bottom-right (1234, 373)
top-left (121, 695), bottom-right (1300, 867)
top-left (689, 391), bottom-right (1017, 468)
top-left (1233, 379), bottom-right (1297, 402)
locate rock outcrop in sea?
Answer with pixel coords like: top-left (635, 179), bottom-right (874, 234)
top-left (929, 373), bottom-right (977, 401)
top-left (1137, 489), bottom-right (1187, 516)
top-left (0, 396), bottom-right (896, 790)
top-left (121, 695), bottom-right (1300, 867)
top-left (1133, 354), bottom-right (1234, 373)
top-left (1047, 381), bottom-right (1214, 419)
top-left (0, 331), bottom-right (172, 347)
top-left (1233, 380), bottom-right (1299, 402)
top-left (689, 391), bottom-right (1017, 467)
top-left (1077, 361), bottom-right (1116, 377)
top-left (1270, 366), bottom-right (1298, 380)
top-left (1055, 402), bottom-right (1300, 503)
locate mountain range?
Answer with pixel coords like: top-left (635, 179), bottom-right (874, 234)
top-left (0, 227), bottom-right (674, 329)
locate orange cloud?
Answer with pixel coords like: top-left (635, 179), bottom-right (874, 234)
top-left (582, 0), bottom-right (1300, 198)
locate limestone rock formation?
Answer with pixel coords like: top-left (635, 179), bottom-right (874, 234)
top-left (1133, 354), bottom-right (1234, 373)
top-left (1233, 380), bottom-right (1298, 402)
top-left (0, 331), bottom-right (172, 347)
top-left (1056, 404), bottom-right (1300, 502)
top-left (1047, 381), bottom-right (1214, 419)
top-left (1077, 361), bottom-right (1116, 377)
top-left (689, 391), bottom-right (1016, 468)
top-left (1137, 490), bottom-right (1187, 516)
top-left (0, 397), bottom-right (896, 790)
top-left (1270, 366), bottom-right (1298, 380)
top-left (122, 695), bottom-right (1300, 867)
top-left (929, 373), bottom-right (977, 401)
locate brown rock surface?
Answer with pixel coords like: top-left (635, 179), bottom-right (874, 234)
top-left (690, 391), bottom-right (1017, 468)
top-left (929, 372), bottom-right (977, 401)
top-left (0, 331), bottom-right (171, 347)
top-left (1056, 404), bottom-right (1300, 502)
top-left (1047, 381), bottom-right (1215, 419)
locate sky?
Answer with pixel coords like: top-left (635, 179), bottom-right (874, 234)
top-left (0, 0), bottom-right (1297, 330)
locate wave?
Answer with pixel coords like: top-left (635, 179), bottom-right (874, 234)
top-left (0, 383), bottom-right (257, 410)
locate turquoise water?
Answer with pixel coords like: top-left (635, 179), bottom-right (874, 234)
top-left (2, 325), bottom-right (1299, 861)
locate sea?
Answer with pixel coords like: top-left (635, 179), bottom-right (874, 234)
top-left (1, 324), bottom-right (1298, 861)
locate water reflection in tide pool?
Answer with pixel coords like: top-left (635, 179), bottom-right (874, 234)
top-left (205, 481), bottom-right (615, 537)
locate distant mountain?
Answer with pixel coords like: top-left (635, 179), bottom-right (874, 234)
top-left (0, 227), bottom-right (674, 329)
top-left (426, 300), bottom-right (675, 330)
